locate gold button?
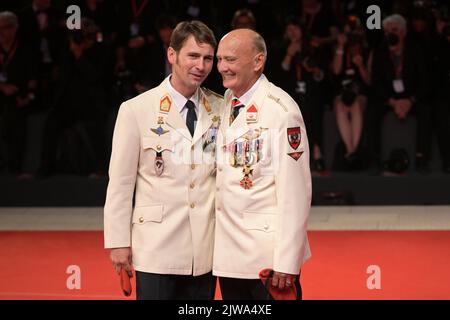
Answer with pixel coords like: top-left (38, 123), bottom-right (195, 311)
top-left (156, 145), bottom-right (162, 151)
top-left (139, 217), bottom-right (144, 223)
top-left (191, 164), bottom-right (196, 170)
top-left (190, 183), bottom-right (195, 189)
top-left (191, 145), bottom-right (195, 151)
top-left (190, 203), bottom-right (195, 209)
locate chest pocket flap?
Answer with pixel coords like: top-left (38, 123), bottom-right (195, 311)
top-left (142, 136), bottom-right (174, 152)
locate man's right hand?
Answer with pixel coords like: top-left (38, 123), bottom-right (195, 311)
top-left (110, 247), bottom-right (133, 276)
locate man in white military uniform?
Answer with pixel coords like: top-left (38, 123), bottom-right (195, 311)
top-left (104, 21), bottom-right (223, 300)
top-left (214, 28), bottom-right (311, 299)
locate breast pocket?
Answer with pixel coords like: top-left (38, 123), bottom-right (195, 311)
top-left (141, 136), bottom-right (174, 176)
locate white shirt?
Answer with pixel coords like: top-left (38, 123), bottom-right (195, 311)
top-left (232, 74), bottom-right (265, 115)
top-left (166, 75), bottom-right (200, 122)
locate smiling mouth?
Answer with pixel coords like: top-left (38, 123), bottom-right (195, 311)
top-left (191, 72), bottom-right (204, 77)
top-left (221, 74), bottom-right (235, 79)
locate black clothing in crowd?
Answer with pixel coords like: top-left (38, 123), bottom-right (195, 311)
top-left (368, 37), bottom-right (431, 167)
top-left (0, 0), bottom-right (449, 176)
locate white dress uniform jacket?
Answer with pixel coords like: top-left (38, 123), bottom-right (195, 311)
top-left (213, 75), bottom-right (312, 279)
top-left (104, 76), bottom-right (224, 276)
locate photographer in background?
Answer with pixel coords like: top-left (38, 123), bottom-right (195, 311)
top-left (133, 14), bottom-right (176, 93)
top-left (113, 0), bottom-right (166, 102)
top-left (331, 15), bottom-right (371, 171)
top-left (273, 17), bottom-right (329, 173)
top-left (0, 11), bottom-right (37, 178)
top-left (368, 14), bottom-right (431, 172)
top-left (18, 0), bottom-right (65, 112)
top-left (38, 18), bottom-right (109, 177)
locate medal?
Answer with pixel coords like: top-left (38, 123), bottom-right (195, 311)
top-left (229, 152), bottom-right (236, 167)
top-left (236, 142), bottom-right (244, 166)
top-left (240, 176), bottom-right (253, 189)
top-left (212, 115), bottom-right (221, 125)
top-left (246, 151), bottom-right (258, 166)
top-left (229, 143), bottom-right (237, 167)
top-left (240, 165), bottom-right (253, 190)
top-left (154, 152), bottom-right (164, 176)
top-left (202, 127), bottom-right (218, 152)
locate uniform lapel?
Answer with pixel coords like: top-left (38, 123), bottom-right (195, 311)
top-left (223, 76), bottom-right (270, 145)
top-left (225, 105), bottom-right (250, 145)
top-left (219, 91), bottom-right (232, 137)
top-left (192, 89), bottom-right (214, 146)
top-left (161, 77), bottom-right (192, 141)
top-left (165, 102), bottom-right (192, 141)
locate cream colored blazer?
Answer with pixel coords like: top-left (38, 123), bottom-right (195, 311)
top-left (104, 77), bottom-right (224, 276)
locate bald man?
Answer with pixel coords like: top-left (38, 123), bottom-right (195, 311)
top-left (214, 29), bottom-right (312, 300)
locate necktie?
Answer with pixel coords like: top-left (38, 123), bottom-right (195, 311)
top-left (185, 100), bottom-right (197, 137)
top-left (230, 98), bottom-right (244, 124)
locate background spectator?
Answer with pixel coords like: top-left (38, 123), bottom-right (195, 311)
top-left (368, 14), bottom-right (431, 172)
top-left (434, 21), bottom-right (450, 173)
top-left (331, 15), bottom-right (371, 170)
top-left (273, 17), bottom-right (329, 173)
top-left (0, 11), bottom-right (37, 178)
top-left (0, 1), bottom-right (448, 178)
top-left (39, 18), bottom-right (110, 177)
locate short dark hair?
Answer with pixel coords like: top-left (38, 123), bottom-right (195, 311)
top-left (170, 20), bottom-right (217, 52)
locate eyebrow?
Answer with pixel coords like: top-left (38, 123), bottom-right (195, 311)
top-left (217, 55), bottom-right (237, 60)
top-left (187, 51), bottom-right (214, 59)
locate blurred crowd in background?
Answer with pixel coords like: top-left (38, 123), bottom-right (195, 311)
top-left (0, 0), bottom-right (449, 179)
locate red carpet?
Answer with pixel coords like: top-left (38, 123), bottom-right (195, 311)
top-left (0, 231), bottom-right (449, 300)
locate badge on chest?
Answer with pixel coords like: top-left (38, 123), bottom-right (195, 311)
top-left (202, 116), bottom-right (220, 153)
top-left (225, 128), bottom-right (265, 189)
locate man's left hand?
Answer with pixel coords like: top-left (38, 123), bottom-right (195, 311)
top-left (271, 271), bottom-right (297, 290)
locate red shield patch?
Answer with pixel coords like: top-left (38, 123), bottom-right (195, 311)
top-left (287, 127), bottom-right (301, 150)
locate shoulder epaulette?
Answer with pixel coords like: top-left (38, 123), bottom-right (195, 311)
top-left (202, 87), bottom-right (224, 100)
top-left (267, 93), bottom-right (288, 112)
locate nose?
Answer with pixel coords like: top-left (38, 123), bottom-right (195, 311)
top-left (217, 59), bottom-right (226, 74)
top-left (195, 58), bottom-right (206, 72)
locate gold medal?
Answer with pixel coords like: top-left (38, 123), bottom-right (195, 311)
top-left (240, 165), bottom-right (254, 189)
top-left (212, 115), bottom-right (221, 127)
top-left (240, 176), bottom-right (253, 189)
top-left (229, 152), bottom-right (236, 167)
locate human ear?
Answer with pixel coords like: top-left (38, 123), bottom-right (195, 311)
top-left (254, 52), bottom-right (265, 72)
top-left (167, 47), bottom-right (176, 65)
